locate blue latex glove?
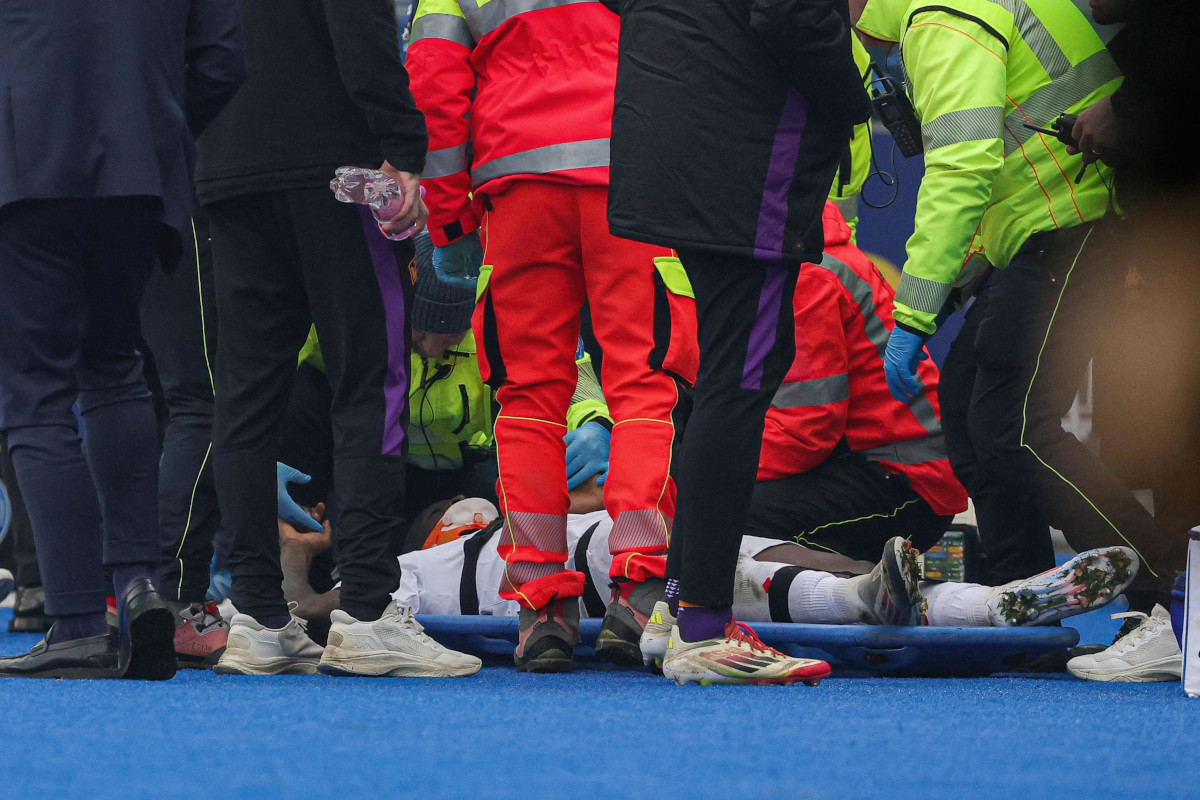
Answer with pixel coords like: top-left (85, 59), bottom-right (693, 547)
top-left (564, 421), bottom-right (611, 490)
top-left (276, 462), bottom-right (323, 533)
top-left (432, 231), bottom-right (483, 289)
top-left (882, 327), bottom-right (930, 403)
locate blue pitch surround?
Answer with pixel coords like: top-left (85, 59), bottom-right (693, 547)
top-left (3, 606), bottom-right (1197, 799)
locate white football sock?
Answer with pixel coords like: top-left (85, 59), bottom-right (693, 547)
top-left (921, 581), bottom-right (994, 626)
top-left (789, 570), bottom-right (868, 624)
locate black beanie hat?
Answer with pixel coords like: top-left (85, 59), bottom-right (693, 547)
top-left (412, 232), bottom-right (476, 334)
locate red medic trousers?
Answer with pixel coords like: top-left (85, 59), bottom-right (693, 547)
top-left (473, 182), bottom-right (693, 609)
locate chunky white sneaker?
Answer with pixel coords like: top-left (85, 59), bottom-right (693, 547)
top-left (988, 547), bottom-right (1138, 626)
top-left (639, 600), bottom-right (676, 668)
top-left (661, 620), bottom-right (831, 686)
top-left (1067, 604), bottom-right (1183, 682)
top-left (319, 601), bottom-right (481, 678)
top-left (214, 613), bottom-right (323, 675)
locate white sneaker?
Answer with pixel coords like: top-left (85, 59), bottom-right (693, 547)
top-left (214, 612), bottom-right (324, 675)
top-left (987, 547), bottom-right (1138, 626)
top-left (319, 601), bottom-right (482, 678)
top-left (1067, 604), bottom-right (1183, 682)
top-left (639, 600), bottom-right (676, 668)
top-left (661, 620), bottom-right (831, 686)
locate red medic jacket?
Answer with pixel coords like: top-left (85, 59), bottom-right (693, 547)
top-left (759, 202), bottom-right (968, 517)
top-left (406, 0), bottom-right (618, 246)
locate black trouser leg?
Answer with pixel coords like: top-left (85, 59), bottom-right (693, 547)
top-left (940, 287), bottom-right (1055, 585)
top-left (1016, 225), bottom-right (1172, 609)
top-left (668, 252), bottom-right (799, 608)
top-left (0, 198), bottom-right (161, 616)
top-left (210, 190), bottom-right (412, 623)
top-left (143, 211), bottom-right (222, 603)
top-left (744, 449), bottom-right (951, 561)
top-left (960, 225), bottom-right (1167, 607)
top-left (288, 191), bottom-right (413, 621)
top-left (210, 193), bottom-right (311, 624)
top-left (0, 435), bottom-right (41, 588)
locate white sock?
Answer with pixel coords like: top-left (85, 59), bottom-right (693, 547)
top-left (788, 570), bottom-right (867, 624)
top-left (921, 581), bottom-right (994, 626)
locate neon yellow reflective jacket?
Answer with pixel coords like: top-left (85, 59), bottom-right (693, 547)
top-left (857, 0), bottom-right (1121, 333)
top-left (298, 328), bottom-right (611, 470)
top-left (828, 34), bottom-right (875, 240)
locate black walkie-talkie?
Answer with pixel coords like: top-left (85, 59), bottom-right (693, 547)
top-left (869, 70), bottom-right (923, 158)
top-left (1023, 112), bottom-right (1079, 147)
top-left (1024, 113), bottom-right (1088, 182)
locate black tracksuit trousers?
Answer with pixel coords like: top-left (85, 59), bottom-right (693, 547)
top-left (940, 223), bottom-right (1171, 608)
top-left (667, 252), bottom-right (799, 608)
top-left (744, 447), bottom-right (951, 562)
top-left (207, 188), bottom-right (414, 623)
top-left (142, 211), bottom-right (222, 603)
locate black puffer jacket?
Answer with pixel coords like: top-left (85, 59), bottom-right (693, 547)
top-left (606, 0), bottom-right (870, 263)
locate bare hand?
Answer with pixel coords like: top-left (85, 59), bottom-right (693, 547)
top-left (378, 162), bottom-right (429, 237)
top-left (1066, 97), bottom-right (1119, 166)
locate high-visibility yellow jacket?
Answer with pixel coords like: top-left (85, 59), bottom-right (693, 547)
top-left (828, 34), bottom-right (875, 239)
top-left (298, 329), bottom-right (611, 470)
top-left (856, 0), bottom-right (1121, 333)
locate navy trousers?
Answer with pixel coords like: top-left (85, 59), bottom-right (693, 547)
top-left (0, 197), bottom-right (163, 616)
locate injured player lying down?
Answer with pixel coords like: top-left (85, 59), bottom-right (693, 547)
top-left (374, 479), bottom-right (1137, 663)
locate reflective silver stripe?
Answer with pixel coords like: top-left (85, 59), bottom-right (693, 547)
top-left (811, 253), bottom-right (942, 437)
top-left (896, 272), bottom-right (950, 316)
top-left (862, 435), bottom-right (948, 465)
top-left (984, 0), bottom-right (1070, 79)
top-left (772, 374), bottom-right (850, 409)
top-left (833, 195), bottom-right (859, 223)
top-left (921, 106), bottom-right (1003, 151)
top-left (471, 138), bottom-right (609, 186)
top-left (425, 143), bottom-right (471, 180)
top-left (411, 12), bottom-right (475, 48)
top-left (1001, 50), bottom-right (1122, 154)
top-left (462, 0), bottom-right (596, 40)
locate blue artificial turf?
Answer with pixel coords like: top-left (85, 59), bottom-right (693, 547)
top-left (1, 608), bottom-right (1195, 799)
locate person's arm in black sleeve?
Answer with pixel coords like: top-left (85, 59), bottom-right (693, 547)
top-left (184, 0), bottom-right (246, 138)
top-left (748, 0), bottom-right (871, 125)
top-left (323, 0), bottom-right (429, 174)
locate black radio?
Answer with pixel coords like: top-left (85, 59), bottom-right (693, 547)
top-left (870, 72), bottom-right (923, 158)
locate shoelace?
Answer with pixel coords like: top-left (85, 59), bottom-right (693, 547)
top-left (283, 601), bottom-right (310, 633)
top-left (395, 607), bottom-right (434, 642)
top-left (1107, 611), bottom-right (1157, 651)
top-left (725, 621), bottom-right (784, 657)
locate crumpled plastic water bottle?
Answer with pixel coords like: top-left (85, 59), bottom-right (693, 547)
top-left (329, 166), bottom-right (424, 241)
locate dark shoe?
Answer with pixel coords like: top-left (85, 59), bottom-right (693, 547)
top-left (0, 626), bottom-right (121, 679)
top-left (514, 597), bottom-right (579, 673)
top-left (595, 578), bottom-right (665, 666)
top-left (118, 578), bottom-right (177, 681)
top-left (8, 585), bottom-right (53, 633)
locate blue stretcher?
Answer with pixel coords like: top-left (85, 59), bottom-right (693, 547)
top-left (415, 615), bottom-right (1080, 678)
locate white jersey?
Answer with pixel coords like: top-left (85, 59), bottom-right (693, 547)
top-left (394, 511), bottom-right (781, 617)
